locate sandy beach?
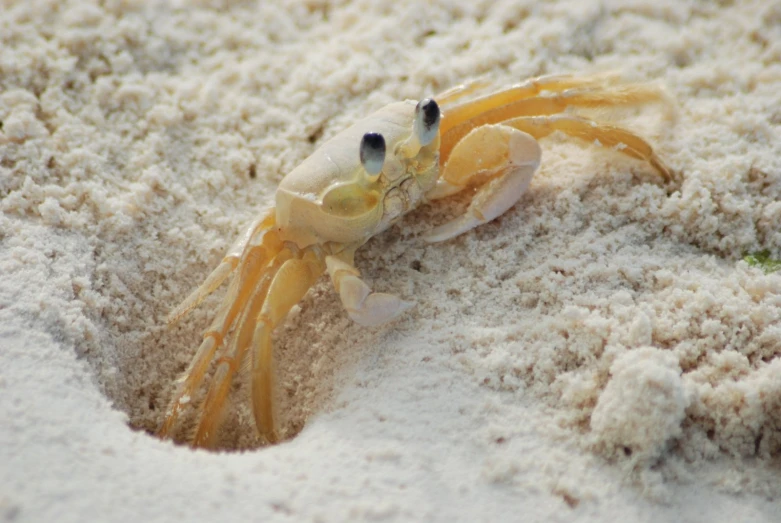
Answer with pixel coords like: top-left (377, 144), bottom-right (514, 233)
top-left (2, 0), bottom-right (780, 521)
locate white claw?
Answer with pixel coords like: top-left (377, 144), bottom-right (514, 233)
top-left (423, 126), bottom-right (541, 243)
top-left (423, 215), bottom-right (483, 243)
top-left (327, 254), bottom-right (413, 327)
top-left (347, 293), bottom-right (414, 327)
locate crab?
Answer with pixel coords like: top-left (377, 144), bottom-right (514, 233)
top-left (159, 73), bottom-right (671, 447)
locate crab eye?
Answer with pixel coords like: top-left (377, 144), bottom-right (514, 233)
top-left (360, 132), bottom-right (386, 176)
top-left (414, 98), bottom-right (440, 146)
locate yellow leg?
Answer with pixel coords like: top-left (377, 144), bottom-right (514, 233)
top-left (439, 73), bottom-right (620, 131)
top-left (167, 210), bottom-right (276, 325)
top-left (250, 250), bottom-right (325, 444)
top-left (439, 78), bottom-right (666, 164)
top-left (190, 249), bottom-right (292, 447)
top-left (158, 220), bottom-right (281, 440)
top-left (505, 114), bottom-right (671, 181)
top-left (434, 79), bottom-right (492, 106)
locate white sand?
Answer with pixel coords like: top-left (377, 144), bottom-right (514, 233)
top-left (2, 0), bottom-right (781, 521)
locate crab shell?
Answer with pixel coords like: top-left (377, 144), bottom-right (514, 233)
top-left (275, 100), bottom-right (440, 249)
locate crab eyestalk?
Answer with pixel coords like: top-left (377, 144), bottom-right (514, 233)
top-left (360, 132), bottom-right (386, 178)
top-left (398, 98), bottom-right (441, 158)
top-left (414, 98), bottom-right (440, 146)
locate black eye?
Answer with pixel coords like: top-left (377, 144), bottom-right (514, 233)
top-left (414, 98), bottom-right (440, 146)
top-left (360, 132), bottom-right (386, 176)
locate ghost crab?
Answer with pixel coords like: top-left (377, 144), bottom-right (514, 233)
top-left (159, 73), bottom-right (671, 447)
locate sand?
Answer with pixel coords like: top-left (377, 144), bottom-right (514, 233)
top-left (2, 0), bottom-right (781, 521)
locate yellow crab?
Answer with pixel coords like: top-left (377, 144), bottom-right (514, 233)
top-left (159, 74), bottom-right (671, 447)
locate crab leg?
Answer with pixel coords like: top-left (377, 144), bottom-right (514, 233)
top-left (249, 249), bottom-right (325, 444)
top-left (167, 210), bottom-right (276, 325)
top-left (434, 79), bottom-right (492, 106)
top-left (158, 221), bottom-right (282, 439)
top-left (503, 114), bottom-right (671, 181)
top-left (190, 246), bottom-right (297, 447)
top-left (438, 73), bottom-right (619, 130)
top-left (326, 248), bottom-right (413, 327)
top-left (439, 80), bottom-right (667, 164)
top-left (424, 125), bottom-right (542, 242)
